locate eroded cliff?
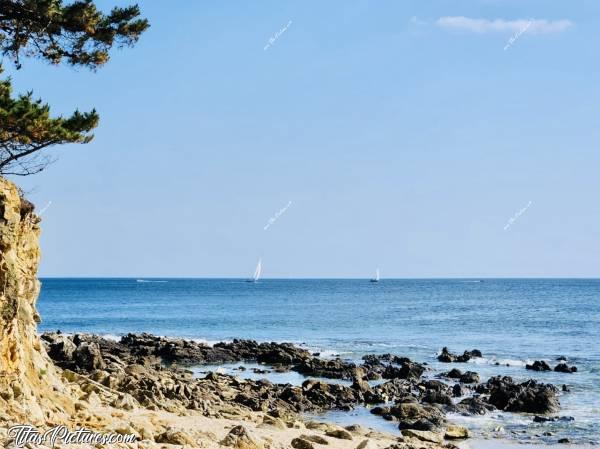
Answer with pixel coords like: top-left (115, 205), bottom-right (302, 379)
top-left (0, 177), bottom-right (76, 425)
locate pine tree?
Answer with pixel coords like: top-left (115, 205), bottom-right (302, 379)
top-left (0, 0), bottom-right (148, 176)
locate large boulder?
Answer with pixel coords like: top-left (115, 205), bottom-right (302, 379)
top-left (554, 363), bottom-right (577, 373)
top-left (390, 402), bottom-right (446, 431)
top-left (486, 376), bottom-right (559, 414)
top-left (455, 396), bottom-right (494, 415)
top-left (460, 371), bottom-right (480, 384)
top-left (73, 341), bottom-right (105, 370)
top-left (295, 358), bottom-right (357, 380)
top-left (382, 360), bottom-right (425, 380)
top-left (526, 360), bottom-right (551, 371)
top-left (445, 425), bottom-right (469, 439)
top-left (43, 332), bottom-right (77, 362)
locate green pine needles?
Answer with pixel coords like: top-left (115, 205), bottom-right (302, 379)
top-left (0, 0), bottom-right (148, 176)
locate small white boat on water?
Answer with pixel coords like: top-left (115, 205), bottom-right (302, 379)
top-left (370, 268), bottom-right (380, 283)
top-left (247, 258), bottom-right (262, 283)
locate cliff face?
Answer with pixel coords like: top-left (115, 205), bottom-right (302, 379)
top-left (0, 177), bottom-right (75, 425)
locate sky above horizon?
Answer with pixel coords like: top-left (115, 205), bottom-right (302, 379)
top-left (6, 0), bottom-right (600, 278)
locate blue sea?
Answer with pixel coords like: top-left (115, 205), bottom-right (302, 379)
top-left (37, 278), bottom-right (600, 444)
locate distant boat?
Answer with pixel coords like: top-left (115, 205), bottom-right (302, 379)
top-left (370, 268), bottom-right (380, 283)
top-left (247, 258), bottom-right (262, 283)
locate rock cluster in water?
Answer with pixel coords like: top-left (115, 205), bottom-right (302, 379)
top-left (526, 360), bottom-right (578, 373)
top-left (42, 332), bottom-right (563, 436)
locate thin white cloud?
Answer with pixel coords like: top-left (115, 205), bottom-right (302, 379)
top-left (436, 16), bottom-right (573, 34)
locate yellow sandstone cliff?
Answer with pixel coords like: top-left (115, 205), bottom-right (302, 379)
top-left (0, 177), bottom-right (76, 425)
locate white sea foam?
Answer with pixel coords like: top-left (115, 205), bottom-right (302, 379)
top-left (190, 338), bottom-right (230, 347)
top-left (469, 356), bottom-right (531, 367)
top-left (100, 334), bottom-right (123, 342)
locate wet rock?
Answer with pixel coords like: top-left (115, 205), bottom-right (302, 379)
top-left (421, 380), bottom-right (447, 392)
top-left (554, 363), bottom-right (577, 373)
top-left (459, 371), bottom-right (480, 384)
top-left (558, 438), bottom-right (570, 444)
top-left (452, 384), bottom-right (463, 397)
top-left (486, 376), bottom-right (559, 414)
top-left (391, 402), bottom-right (445, 431)
top-left (422, 390), bottom-right (453, 406)
top-left (455, 396), bottom-right (494, 415)
top-left (351, 368), bottom-right (372, 394)
top-left (370, 406), bottom-right (390, 416)
top-left (382, 361), bottom-right (425, 381)
top-left (526, 360), bottom-right (552, 371)
top-left (302, 380), bottom-right (358, 409)
top-left (443, 368), bottom-right (463, 379)
top-left (438, 347), bottom-right (482, 363)
top-left (295, 358), bottom-right (357, 380)
top-left (533, 416), bottom-right (574, 423)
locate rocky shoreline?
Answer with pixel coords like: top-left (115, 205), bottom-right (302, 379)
top-left (0, 177), bottom-right (584, 449)
top-left (35, 331), bottom-right (575, 447)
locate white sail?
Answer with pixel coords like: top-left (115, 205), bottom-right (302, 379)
top-left (253, 258), bottom-right (262, 281)
top-left (375, 268), bottom-right (380, 281)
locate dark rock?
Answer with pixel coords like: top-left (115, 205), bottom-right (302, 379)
top-left (382, 361), bottom-right (425, 381)
top-left (554, 363), bottom-right (577, 373)
top-left (73, 342), bottom-right (105, 370)
top-left (422, 390), bottom-right (453, 406)
top-left (459, 371), bottom-right (480, 384)
top-left (370, 406), bottom-right (390, 416)
top-left (455, 396), bottom-right (494, 415)
top-left (291, 438), bottom-right (315, 449)
top-left (452, 384), bottom-right (463, 397)
top-left (366, 379), bottom-right (412, 404)
top-left (486, 376), bottom-right (559, 414)
top-left (526, 361), bottom-right (552, 371)
top-left (351, 375), bottom-right (372, 394)
top-left (444, 368), bottom-right (463, 379)
top-left (534, 416), bottom-right (575, 423)
top-left (295, 358), bottom-right (357, 380)
top-left (438, 347), bottom-right (482, 363)
top-left (390, 402), bottom-right (445, 431)
top-left (43, 333), bottom-right (77, 362)
top-left (422, 380), bottom-right (447, 392)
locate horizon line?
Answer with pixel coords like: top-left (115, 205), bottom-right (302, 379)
top-left (37, 276), bottom-right (600, 280)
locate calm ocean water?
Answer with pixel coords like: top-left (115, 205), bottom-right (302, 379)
top-left (37, 278), bottom-right (599, 443)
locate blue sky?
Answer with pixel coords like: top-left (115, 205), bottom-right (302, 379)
top-left (7, 0), bottom-right (600, 278)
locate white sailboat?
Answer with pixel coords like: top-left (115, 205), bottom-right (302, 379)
top-left (247, 258), bottom-right (262, 283)
top-left (370, 268), bottom-right (380, 283)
